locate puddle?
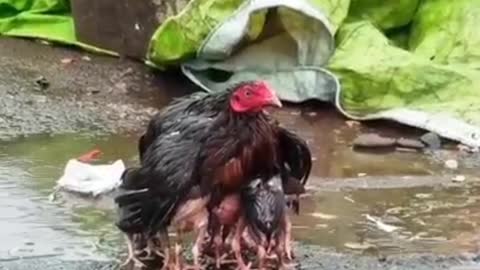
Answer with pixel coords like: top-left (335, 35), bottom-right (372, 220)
top-left (0, 134), bottom-right (137, 261)
top-left (294, 183), bottom-right (480, 255)
top-left (0, 107), bottom-right (479, 262)
top-left (273, 107), bottom-right (443, 178)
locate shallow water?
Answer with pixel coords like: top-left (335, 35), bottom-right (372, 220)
top-left (1, 111), bottom-right (479, 262)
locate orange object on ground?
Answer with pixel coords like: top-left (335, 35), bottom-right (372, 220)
top-left (77, 149), bottom-right (103, 163)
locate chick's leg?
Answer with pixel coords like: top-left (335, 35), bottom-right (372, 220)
top-left (193, 225), bottom-right (207, 270)
top-left (257, 245), bottom-right (267, 270)
top-left (232, 217), bottom-right (250, 270)
top-left (277, 216), bottom-right (297, 270)
top-left (173, 231), bottom-right (186, 270)
top-left (214, 227), bottom-right (224, 269)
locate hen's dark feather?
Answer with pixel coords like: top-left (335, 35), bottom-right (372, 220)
top-left (277, 126), bottom-right (312, 187)
top-left (116, 113), bottom-right (216, 235)
top-left (138, 91), bottom-right (228, 162)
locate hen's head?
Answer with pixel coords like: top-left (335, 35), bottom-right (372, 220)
top-left (229, 81), bottom-right (282, 113)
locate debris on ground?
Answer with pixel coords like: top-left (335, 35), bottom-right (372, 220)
top-left (310, 212), bottom-right (338, 220)
top-left (458, 144), bottom-right (479, 153)
top-left (345, 120), bottom-right (360, 128)
top-left (452, 175), bottom-right (466, 182)
top-left (365, 214), bottom-right (400, 233)
top-left (445, 159), bottom-right (459, 170)
top-left (344, 242), bottom-right (376, 250)
top-left (60, 58), bottom-right (74, 64)
top-left (353, 133), bottom-right (396, 148)
top-left (54, 149), bottom-right (125, 197)
top-left (34, 75), bottom-right (50, 90)
top-left (396, 138), bottom-right (425, 149)
top-left (353, 133), bottom-right (425, 151)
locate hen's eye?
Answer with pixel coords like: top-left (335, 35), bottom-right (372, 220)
top-left (244, 90), bottom-right (252, 97)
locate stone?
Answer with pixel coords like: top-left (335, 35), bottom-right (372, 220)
top-left (353, 133), bottom-right (396, 148)
top-left (71, 0), bottom-right (191, 59)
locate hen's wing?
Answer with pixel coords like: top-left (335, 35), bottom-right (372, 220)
top-left (138, 92), bottom-right (214, 162)
top-left (116, 114), bottom-right (215, 235)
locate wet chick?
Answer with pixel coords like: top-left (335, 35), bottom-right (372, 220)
top-left (233, 175), bottom-right (294, 270)
top-left (210, 193), bottom-right (242, 268)
top-left (171, 191), bottom-right (242, 270)
top-left (169, 186), bottom-right (209, 270)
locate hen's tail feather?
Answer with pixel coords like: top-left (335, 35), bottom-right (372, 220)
top-left (119, 167), bottom-right (152, 190)
top-left (115, 167), bottom-right (180, 236)
top-left (278, 128), bottom-right (312, 186)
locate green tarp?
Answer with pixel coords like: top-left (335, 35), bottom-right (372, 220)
top-left (1, 0), bottom-right (480, 147)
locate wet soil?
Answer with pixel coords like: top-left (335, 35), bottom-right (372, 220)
top-left (0, 37), bottom-right (194, 140)
top-left (1, 38), bottom-right (480, 270)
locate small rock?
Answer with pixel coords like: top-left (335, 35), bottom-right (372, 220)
top-left (290, 111), bottom-right (301, 116)
top-left (415, 193), bottom-right (433, 199)
top-left (357, 173), bottom-right (367, 177)
top-left (344, 242), bottom-right (375, 250)
top-left (115, 82), bottom-right (128, 93)
top-left (36, 39), bottom-right (51, 46)
top-left (87, 87), bottom-right (100, 95)
top-left (396, 138), bottom-right (425, 149)
top-left (310, 212), bottom-right (337, 220)
top-left (307, 111), bottom-right (317, 117)
top-left (452, 175), bottom-right (466, 182)
top-left (396, 147), bottom-right (418, 153)
top-left (34, 75), bottom-right (50, 89)
top-left (444, 159), bottom-right (459, 170)
top-left (346, 120), bottom-right (360, 127)
top-left (60, 58), bottom-right (74, 64)
top-left (353, 133), bottom-right (396, 148)
top-left (420, 132), bottom-right (442, 150)
top-left (458, 144), bottom-right (479, 153)
top-left (35, 96), bottom-right (47, 103)
top-left (82, 56), bottom-right (92, 61)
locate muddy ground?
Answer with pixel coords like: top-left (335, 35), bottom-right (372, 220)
top-left (1, 37), bottom-right (480, 270)
top-left (0, 37), bottom-right (195, 140)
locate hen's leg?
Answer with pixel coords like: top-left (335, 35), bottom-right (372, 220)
top-left (120, 234), bottom-right (146, 268)
top-left (284, 215), bottom-right (294, 260)
top-left (140, 237), bottom-right (156, 259)
top-left (157, 231), bottom-right (171, 270)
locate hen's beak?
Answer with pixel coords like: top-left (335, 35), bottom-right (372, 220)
top-left (269, 94), bottom-right (283, 108)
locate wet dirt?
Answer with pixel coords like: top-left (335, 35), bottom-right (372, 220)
top-left (0, 37), bottom-right (194, 140)
top-left (1, 38), bottom-right (480, 270)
